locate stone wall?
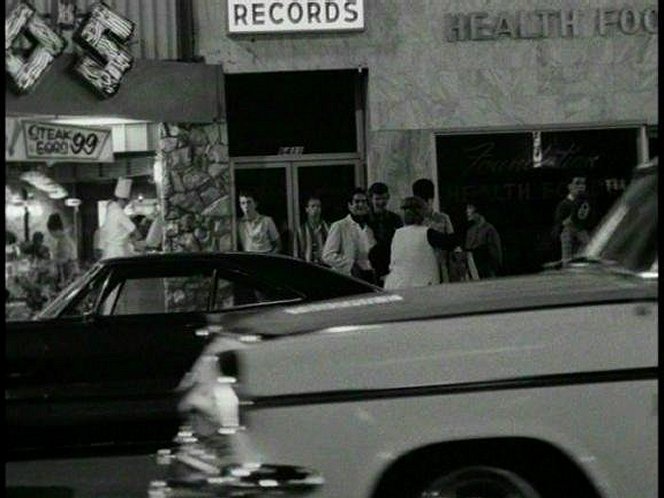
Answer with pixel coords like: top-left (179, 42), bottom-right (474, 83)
top-left (160, 122), bottom-right (232, 253)
top-left (159, 122), bottom-right (233, 311)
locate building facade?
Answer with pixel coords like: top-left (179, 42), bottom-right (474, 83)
top-left (5, 0), bottom-right (658, 284)
top-left (194, 0), bottom-right (658, 272)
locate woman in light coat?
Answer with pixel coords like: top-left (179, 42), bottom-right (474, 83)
top-left (384, 197), bottom-right (459, 290)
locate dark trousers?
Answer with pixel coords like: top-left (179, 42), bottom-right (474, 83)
top-left (352, 265), bottom-right (377, 286)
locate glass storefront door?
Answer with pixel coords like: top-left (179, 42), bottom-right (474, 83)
top-left (233, 158), bottom-right (362, 256)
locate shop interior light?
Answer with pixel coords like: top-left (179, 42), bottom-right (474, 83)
top-left (48, 190), bottom-right (68, 200)
top-left (49, 116), bottom-right (150, 126)
top-left (20, 170), bottom-right (68, 199)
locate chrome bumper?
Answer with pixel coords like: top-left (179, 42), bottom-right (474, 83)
top-left (149, 443), bottom-right (323, 497)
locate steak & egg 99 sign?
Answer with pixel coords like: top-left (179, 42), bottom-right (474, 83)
top-left (23, 121), bottom-right (112, 161)
top-left (5, 118), bottom-right (114, 163)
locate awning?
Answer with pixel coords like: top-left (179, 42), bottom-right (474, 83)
top-left (5, 55), bottom-right (225, 124)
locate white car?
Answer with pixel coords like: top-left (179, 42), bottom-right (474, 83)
top-left (151, 160), bottom-right (657, 498)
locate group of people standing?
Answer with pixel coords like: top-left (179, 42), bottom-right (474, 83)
top-left (236, 179), bottom-right (503, 290)
top-left (6, 212), bottom-right (79, 312)
top-left (99, 172), bottom-right (594, 281)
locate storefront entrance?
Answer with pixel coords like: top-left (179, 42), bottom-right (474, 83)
top-left (233, 156), bottom-right (363, 255)
top-left (435, 126), bottom-right (650, 276)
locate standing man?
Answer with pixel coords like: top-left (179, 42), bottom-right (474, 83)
top-left (144, 212), bottom-right (165, 252)
top-left (46, 213), bottom-right (79, 288)
top-left (322, 187), bottom-right (376, 283)
top-left (465, 202), bottom-right (502, 279)
top-left (296, 195), bottom-right (329, 265)
top-left (412, 178), bottom-right (456, 281)
top-left (237, 190), bottom-right (281, 253)
top-left (552, 176), bottom-right (592, 263)
top-left (23, 231), bottom-right (50, 261)
top-left (366, 182), bottom-right (403, 286)
top-left (99, 177), bottom-right (137, 259)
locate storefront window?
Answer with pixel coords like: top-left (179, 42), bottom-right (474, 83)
top-left (436, 128), bottom-right (639, 276)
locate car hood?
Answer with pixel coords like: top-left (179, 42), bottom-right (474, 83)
top-left (205, 268), bottom-right (657, 340)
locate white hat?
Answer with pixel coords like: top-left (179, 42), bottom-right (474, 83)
top-left (114, 177), bottom-right (132, 199)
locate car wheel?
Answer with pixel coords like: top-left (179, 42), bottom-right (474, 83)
top-left (418, 465), bottom-right (542, 498)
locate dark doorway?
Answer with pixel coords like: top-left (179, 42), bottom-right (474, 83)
top-left (225, 70), bottom-right (360, 157)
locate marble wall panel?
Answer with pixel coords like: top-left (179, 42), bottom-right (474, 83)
top-left (458, 68), bottom-right (539, 99)
top-left (538, 38), bottom-right (615, 66)
top-left (371, 99), bottom-right (461, 131)
top-left (612, 34), bottom-right (658, 66)
top-left (613, 64), bottom-right (658, 92)
top-left (537, 95), bottom-right (566, 123)
top-left (366, 0), bottom-right (428, 44)
top-left (192, 0), bottom-right (656, 210)
top-left (367, 129), bottom-right (433, 205)
top-left (451, 96), bottom-right (534, 127)
top-left (611, 91), bottom-right (658, 123)
top-left (194, 0), bottom-right (657, 134)
top-left (555, 94), bottom-right (612, 122)
top-left (537, 63), bottom-right (613, 96)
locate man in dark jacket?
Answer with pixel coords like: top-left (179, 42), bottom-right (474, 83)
top-left (366, 182), bottom-right (403, 286)
top-left (552, 176), bottom-right (593, 262)
top-left (465, 202), bottom-right (502, 279)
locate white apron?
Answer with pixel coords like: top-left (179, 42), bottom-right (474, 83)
top-left (100, 201), bottom-right (135, 258)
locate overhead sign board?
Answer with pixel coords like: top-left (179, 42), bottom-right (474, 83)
top-left (5, 118), bottom-right (114, 163)
top-left (227, 0), bottom-right (364, 34)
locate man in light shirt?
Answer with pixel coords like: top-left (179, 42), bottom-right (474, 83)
top-left (322, 187), bottom-right (376, 284)
top-left (296, 195), bottom-right (329, 265)
top-left (236, 190), bottom-right (281, 253)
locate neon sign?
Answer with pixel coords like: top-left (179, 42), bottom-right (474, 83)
top-left (5, 2), bottom-right (66, 95)
top-left (5, 1), bottom-right (135, 98)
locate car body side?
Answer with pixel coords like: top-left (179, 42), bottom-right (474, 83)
top-left (6, 253), bottom-right (380, 457)
top-left (158, 160), bottom-right (657, 498)
top-left (221, 294), bottom-right (656, 498)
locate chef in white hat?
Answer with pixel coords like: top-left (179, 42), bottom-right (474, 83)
top-left (99, 177), bottom-right (137, 258)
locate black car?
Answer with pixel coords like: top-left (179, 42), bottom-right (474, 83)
top-left (6, 252), bottom-right (380, 459)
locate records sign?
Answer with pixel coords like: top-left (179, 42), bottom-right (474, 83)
top-left (228, 0), bottom-right (364, 34)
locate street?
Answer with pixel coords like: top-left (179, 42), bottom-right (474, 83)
top-left (7, 453), bottom-right (161, 498)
